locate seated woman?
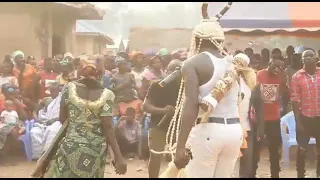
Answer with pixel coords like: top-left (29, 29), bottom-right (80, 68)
top-left (30, 81), bottom-right (62, 159)
top-left (0, 83), bottom-right (28, 153)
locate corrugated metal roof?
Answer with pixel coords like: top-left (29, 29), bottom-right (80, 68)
top-left (76, 20), bottom-right (114, 45)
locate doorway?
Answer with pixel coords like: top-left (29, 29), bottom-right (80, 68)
top-left (52, 34), bottom-right (64, 56)
top-left (51, 14), bottom-right (66, 57)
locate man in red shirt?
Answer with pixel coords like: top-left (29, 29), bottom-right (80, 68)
top-left (291, 49), bottom-right (320, 178)
top-left (252, 58), bottom-right (286, 178)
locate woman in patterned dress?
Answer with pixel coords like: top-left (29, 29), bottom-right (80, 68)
top-left (31, 55), bottom-right (127, 178)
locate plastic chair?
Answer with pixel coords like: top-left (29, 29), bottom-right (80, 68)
top-left (280, 112), bottom-right (316, 167)
top-left (18, 119), bottom-right (35, 161)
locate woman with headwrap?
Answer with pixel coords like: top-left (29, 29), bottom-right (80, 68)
top-left (158, 48), bottom-right (172, 70)
top-left (12, 50), bottom-right (37, 102)
top-left (140, 55), bottom-right (164, 99)
top-left (55, 58), bottom-right (74, 86)
top-left (31, 55), bottom-right (127, 178)
top-left (144, 50), bottom-right (156, 68)
top-left (111, 56), bottom-right (143, 120)
top-left (0, 57), bottom-right (18, 88)
top-left (130, 51), bottom-right (145, 90)
top-left (0, 58), bottom-right (18, 112)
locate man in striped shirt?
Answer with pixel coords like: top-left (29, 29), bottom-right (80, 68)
top-left (291, 49), bottom-right (320, 178)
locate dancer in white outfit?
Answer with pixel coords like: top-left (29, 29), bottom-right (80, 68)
top-left (168, 3), bottom-right (254, 178)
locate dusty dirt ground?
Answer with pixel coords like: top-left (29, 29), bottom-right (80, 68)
top-left (0, 145), bottom-right (318, 178)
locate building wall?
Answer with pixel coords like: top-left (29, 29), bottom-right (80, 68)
top-left (0, 3), bottom-right (77, 61)
top-left (0, 12), bottom-right (42, 60)
top-left (75, 35), bottom-right (106, 56)
top-left (75, 36), bottom-right (94, 56)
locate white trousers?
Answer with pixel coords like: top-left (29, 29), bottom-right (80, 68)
top-left (232, 158), bottom-right (240, 178)
top-left (185, 123), bottom-right (243, 178)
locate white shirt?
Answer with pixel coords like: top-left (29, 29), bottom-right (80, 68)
top-left (1, 110), bottom-right (19, 125)
top-left (239, 77), bottom-right (251, 131)
top-left (198, 52), bottom-right (239, 118)
top-left (131, 70), bottom-right (143, 89)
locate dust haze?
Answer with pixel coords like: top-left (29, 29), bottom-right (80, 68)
top-left (88, 2), bottom-right (202, 40)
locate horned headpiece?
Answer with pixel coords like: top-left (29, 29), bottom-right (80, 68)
top-left (189, 2), bottom-right (233, 57)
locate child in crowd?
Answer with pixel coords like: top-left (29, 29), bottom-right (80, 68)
top-left (0, 100), bottom-right (25, 134)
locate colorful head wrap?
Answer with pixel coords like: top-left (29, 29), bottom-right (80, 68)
top-left (11, 50), bottom-right (24, 60)
top-left (130, 51), bottom-right (144, 61)
top-left (158, 48), bottom-right (169, 57)
top-left (59, 58), bottom-right (69, 66)
top-left (11, 50), bottom-right (24, 66)
top-left (78, 55), bottom-right (98, 79)
top-left (63, 52), bottom-right (74, 60)
top-left (144, 49), bottom-right (156, 57)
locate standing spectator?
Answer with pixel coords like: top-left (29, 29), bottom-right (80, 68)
top-left (143, 60), bottom-right (182, 178)
top-left (144, 50), bottom-right (156, 68)
top-left (250, 53), bottom-right (261, 70)
top-left (104, 55), bottom-right (117, 75)
top-left (283, 46), bottom-right (304, 113)
top-left (94, 55), bottom-right (111, 89)
top-left (0, 58), bottom-right (18, 87)
top-left (252, 59), bottom-right (286, 178)
top-left (291, 49), bottom-right (320, 178)
top-left (111, 57), bottom-right (136, 103)
top-left (130, 51), bottom-right (145, 93)
top-left (271, 48), bottom-right (283, 61)
top-left (0, 58), bottom-right (18, 112)
top-left (12, 51), bottom-right (37, 102)
top-left (33, 58), bottom-right (58, 101)
top-left (111, 57), bottom-right (142, 120)
top-left (285, 45), bottom-right (295, 67)
top-left (56, 59), bottom-right (73, 86)
top-left (140, 55), bottom-right (164, 99)
top-left (244, 47), bottom-right (254, 60)
top-left (260, 48), bottom-right (270, 70)
top-left (158, 48), bottom-right (172, 71)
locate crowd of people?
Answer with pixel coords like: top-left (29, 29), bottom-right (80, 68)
top-left (0, 40), bottom-right (318, 178)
